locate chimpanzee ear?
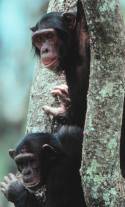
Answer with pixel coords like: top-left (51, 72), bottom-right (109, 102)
top-left (30, 26), bottom-right (37, 32)
top-left (62, 13), bottom-right (76, 30)
top-left (9, 149), bottom-right (16, 159)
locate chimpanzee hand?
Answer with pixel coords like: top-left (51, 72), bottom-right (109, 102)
top-left (43, 84), bottom-right (70, 117)
top-left (0, 173), bottom-right (26, 203)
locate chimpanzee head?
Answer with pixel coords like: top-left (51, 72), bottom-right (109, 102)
top-left (9, 132), bottom-right (63, 191)
top-left (31, 12), bottom-right (77, 71)
top-left (9, 126), bottom-right (83, 191)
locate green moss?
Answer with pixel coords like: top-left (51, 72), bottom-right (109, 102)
top-left (107, 138), bottom-right (117, 150)
top-left (99, 83), bottom-right (114, 98)
top-left (103, 188), bottom-right (117, 206)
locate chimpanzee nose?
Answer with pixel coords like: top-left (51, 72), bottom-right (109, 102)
top-left (23, 168), bottom-right (31, 176)
top-left (41, 47), bottom-right (49, 54)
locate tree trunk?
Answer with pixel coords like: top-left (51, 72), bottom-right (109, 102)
top-left (26, 63), bottom-right (66, 133)
top-left (26, 0), bottom-right (125, 206)
top-left (80, 0), bottom-right (125, 206)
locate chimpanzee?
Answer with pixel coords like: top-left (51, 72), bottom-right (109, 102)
top-left (1, 126), bottom-right (86, 207)
top-left (31, 0), bottom-right (90, 128)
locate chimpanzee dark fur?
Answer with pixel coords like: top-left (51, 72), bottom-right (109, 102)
top-left (6, 126), bottom-right (86, 207)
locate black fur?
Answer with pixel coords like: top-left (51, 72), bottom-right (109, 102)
top-left (9, 126), bottom-right (86, 207)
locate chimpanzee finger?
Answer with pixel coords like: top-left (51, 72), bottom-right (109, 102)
top-left (43, 105), bottom-right (66, 116)
top-left (0, 182), bottom-right (7, 189)
top-left (8, 173), bottom-right (17, 181)
top-left (51, 87), bottom-right (69, 97)
top-left (1, 187), bottom-right (8, 198)
top-left (1, 187), bottom-right (6, 193)
top-left (53, 84), bottom-right (68, 95)
top-left (51, 89), bottom-right (63, 97)
top-left (4, 176), bottom-right (10, 184)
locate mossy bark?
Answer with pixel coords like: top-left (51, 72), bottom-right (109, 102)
top-left (26, 64), bottom-right (66, 133)
top-left (80, 0), bottom-right (125, 206)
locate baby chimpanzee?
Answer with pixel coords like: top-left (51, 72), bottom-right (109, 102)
top-left (1, 126), bottom-right (86, 207)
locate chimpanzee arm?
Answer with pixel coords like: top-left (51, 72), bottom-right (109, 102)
top-left (0, 173), bottom-right (27, 206)
top-left (0, 173), bottom-right (40, 207)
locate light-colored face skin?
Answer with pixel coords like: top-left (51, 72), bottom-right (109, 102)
top-left (15, 153), bottom-right (41, 189)
top-left (32, 28), bottom-right (60, 70)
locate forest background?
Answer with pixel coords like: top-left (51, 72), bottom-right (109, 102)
top-left (0, 0), bottom-right (125, 206)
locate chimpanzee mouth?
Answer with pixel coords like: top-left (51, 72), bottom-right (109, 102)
top-left (24, 180), bottom-right (40, 188)
top-left (23, 176), bottom-right (41, 188)
top-left (42, 57), bottom-right (58, 69)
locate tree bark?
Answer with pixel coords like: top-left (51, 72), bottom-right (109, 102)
top-left (80, 0), bottom-right (125, 206)
top-left (26, 64), bottom-right (66, 133)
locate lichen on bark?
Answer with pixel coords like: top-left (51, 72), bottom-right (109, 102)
top-left (26, 63), bottom-right (66, 133)
top-left (81, 0), bottom-right (125, 206)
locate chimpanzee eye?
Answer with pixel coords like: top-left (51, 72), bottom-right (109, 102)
top-left (36, 36), bottom-right (43, 44)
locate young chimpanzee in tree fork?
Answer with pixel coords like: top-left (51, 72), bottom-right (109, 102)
top-left (31, 0), bottom-right (90, 128)
top-left (1, 126), bottom-right (86, 207)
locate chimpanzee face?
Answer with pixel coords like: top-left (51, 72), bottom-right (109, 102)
top-left (31, 12), bottom-right (76, 71)
top-left (32, 28), bottom-right (60, 70)
top-left (9, 139), bottom-right (60, 191)
top-left (15, 153), bottom-right (41, 189)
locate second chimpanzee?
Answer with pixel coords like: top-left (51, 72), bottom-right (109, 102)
top-left (31, 1), bottom-right (90, 128)
top-left (1, 126), bottom-right (86, 207)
